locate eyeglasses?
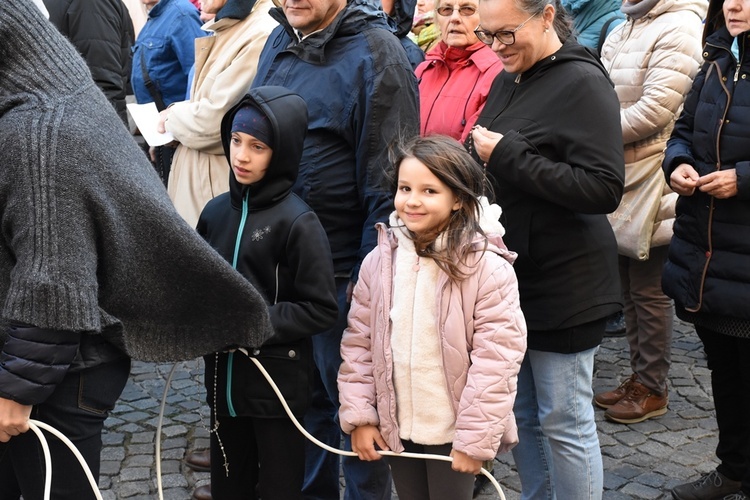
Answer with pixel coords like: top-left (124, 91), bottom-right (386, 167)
top-left (474, 12), bottom-right (539, 46)
top-left (436, 5), bottom-right (477, 16)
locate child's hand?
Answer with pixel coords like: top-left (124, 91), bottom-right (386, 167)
top-left (449, 449), bottom-right (482, 475)
top-left (351, 425), bottom-right (389, 461)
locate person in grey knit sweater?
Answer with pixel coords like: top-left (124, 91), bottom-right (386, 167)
top-left (0, 1), bottom-right (273, 498)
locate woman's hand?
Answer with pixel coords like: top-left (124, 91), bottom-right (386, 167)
top-left (0, 397), bottom-right (32, 443)
top-left (698, 169), bottom-right (738, 199)
top-left (157, 109), bottom-right (170, 134)
top-left (450, 449), bottom-right (482, 474)
top-left (670, 163), bottom-right (700, 196)
top-left (471, 126), bottom-right (504, 163)
top-left (351, 425), bottom-right (389, 461)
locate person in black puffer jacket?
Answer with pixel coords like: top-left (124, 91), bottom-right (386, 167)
top-left (0, 3), bottom-right (274, 499)
top-left (663, 0), bottom-right (750, 497)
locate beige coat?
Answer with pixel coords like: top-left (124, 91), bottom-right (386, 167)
top-left (601, 0), bottom-right (705, 249)
top-left (166, 0), bottom-right (277, 227)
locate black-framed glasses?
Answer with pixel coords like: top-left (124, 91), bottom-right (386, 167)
top-left (436, 5), bottom-right (477, 16)
top-left (474, 12), bottom-right (539, 46)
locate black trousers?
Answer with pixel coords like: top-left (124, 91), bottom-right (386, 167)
top-left (696, 325), bottom-right (750, 493)
top-left (153, 145), bottom-right (175, 188)
top-left (210, 414), bottom-right (305, 500)
top-left (0, 357), bottom-right (131, 500)
top-left (386, 441), bottom-right (475, 500)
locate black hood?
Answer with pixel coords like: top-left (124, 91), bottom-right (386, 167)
top-left (516, 37), bottom-right (614, 85)
top-left (221, 86), bottom-right (308, 210)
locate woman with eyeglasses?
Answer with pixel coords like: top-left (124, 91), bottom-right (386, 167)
top-left (468, 0), bottom-right (624, 497)
top-left (414, 0), bottom-right (503, 141)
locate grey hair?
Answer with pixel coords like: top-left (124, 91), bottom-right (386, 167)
top-left (514, 0), bottom-right (573, 42)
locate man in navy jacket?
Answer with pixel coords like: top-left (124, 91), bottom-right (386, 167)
top-left (252, 0), bottom-right (419, 497)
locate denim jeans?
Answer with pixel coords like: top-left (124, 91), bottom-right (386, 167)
top-left (0, 356), bottom-right (131, 500)
top-left (511, 347), bottom-right (603, 500)
top-left (302, 277), bottom-right (392, 500)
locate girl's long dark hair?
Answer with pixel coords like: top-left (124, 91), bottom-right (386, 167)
top-left (387, 135), bottom-right (490, 281)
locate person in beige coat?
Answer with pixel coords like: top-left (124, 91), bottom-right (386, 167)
top-left (159, 0), bottom-right (277, 228)
top-left (595, 0), bottom-right (706, 424)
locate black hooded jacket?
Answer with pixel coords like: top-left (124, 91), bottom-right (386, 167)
top-left (197, 87), bottom-right (338, 418)
top-left (472, 38), bottom-right (625, 352)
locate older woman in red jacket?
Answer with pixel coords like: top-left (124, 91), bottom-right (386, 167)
top-left (415, 0), bottom-right (503, 142)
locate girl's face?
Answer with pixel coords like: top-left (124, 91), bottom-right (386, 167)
top-left (436, 0), bottom-right (481, 47)
top-left (724, 0), bottom-right (750, 36)
top-left (395, 157), bottom-right (461, 238)
top-left (230, 132), bottom-right (273, 185)
top-left (477, 0), bottom-right (552, 74)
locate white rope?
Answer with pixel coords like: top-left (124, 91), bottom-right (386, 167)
top-left (238, 350), bottom-right (507, 499)
top-left (155, 362), bottom-right (179, 500)
top-left (27, 419), bottom-right (104, 500)
top-left (26, 351), bottom-right (506, 500)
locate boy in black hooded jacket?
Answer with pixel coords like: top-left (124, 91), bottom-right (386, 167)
top-left (196, 87), bottom-right (338, 499)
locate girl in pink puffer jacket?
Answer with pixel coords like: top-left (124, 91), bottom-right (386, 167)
top-left (337, 135), bottom-right (527, 500)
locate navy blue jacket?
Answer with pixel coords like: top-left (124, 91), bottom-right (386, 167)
top-left (252, 0), bottom-right (420, 281)
top-left (197, 87), bottom-right (338, 418)
top-left (662, 28), bottom-right (750, 319)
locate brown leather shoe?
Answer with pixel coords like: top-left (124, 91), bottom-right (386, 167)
top-left (605, 381), bottom-right (668, 424)
top-left (185, 449), bottom-right (211, 472)
top-left (594, 373), bottom-right (637, 409)
top-left (192, 484), bottom-right (212, 500)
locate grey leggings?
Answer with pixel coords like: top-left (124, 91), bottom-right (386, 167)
top-left (386, 441), bottom-right (475, 500)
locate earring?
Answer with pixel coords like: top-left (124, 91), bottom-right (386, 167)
top-left (545, 27), bottom-right (549, 33)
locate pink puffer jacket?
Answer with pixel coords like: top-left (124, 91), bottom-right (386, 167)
top-left (338, 224), bottom-right (527, 461)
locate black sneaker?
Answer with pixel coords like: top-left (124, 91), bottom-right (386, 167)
top-left (604, 311), bottom-right (626, 337)
top-left (722, 493), bottom-right (750, 500)
top-left (473, 474), bottom-right (490, 498)
top-left (671, 470), bottom-right (741, 500)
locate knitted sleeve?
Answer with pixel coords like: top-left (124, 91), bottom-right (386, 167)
top-left (1, 107), bottom-right (102, 332)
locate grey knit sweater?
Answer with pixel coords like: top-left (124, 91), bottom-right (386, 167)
top-left (0, 1), bottom-right (272, 361)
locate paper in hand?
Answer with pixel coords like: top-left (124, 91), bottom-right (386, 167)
top-left (127, 102), bottom-right (175, 147)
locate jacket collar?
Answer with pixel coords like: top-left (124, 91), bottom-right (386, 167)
top-left (215, 0), bottom-right (258, 21)
top-left (425, 41), bottom-right (501, 72)
top-left (148, 0), bottom-right (171, 18)
top-left (705, 26), bottom-right (750, 56)
top-left (512, 37), bottom-right (612, 84)
top-left (269, 0), bottom-right (391, 64)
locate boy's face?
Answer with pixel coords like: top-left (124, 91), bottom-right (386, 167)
top-left (230, 132), bottom-right (272, 185)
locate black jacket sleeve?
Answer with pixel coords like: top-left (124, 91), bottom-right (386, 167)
top-left (0, 324), bottom-right (80, 405)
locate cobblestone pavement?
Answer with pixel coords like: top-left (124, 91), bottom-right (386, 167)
top-left (98, 318), bottom-right (718, 499)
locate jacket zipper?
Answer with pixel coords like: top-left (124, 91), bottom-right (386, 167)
top-left (226, 190), bottom-right (251, 417)
top-left (685, 46), bottom-right (735, 312)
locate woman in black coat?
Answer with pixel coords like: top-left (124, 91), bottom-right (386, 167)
top-left (663, 0), bottom-right (750, 497)
top-left (468, 0), bottom-right (624, 496)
